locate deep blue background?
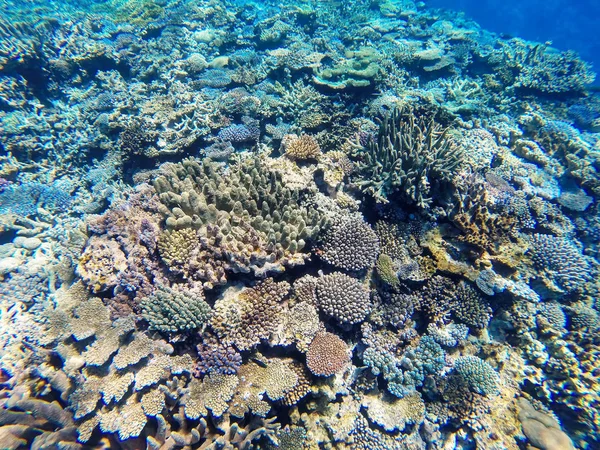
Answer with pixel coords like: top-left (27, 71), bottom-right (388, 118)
top-left (426, 0), bottom-right (600, 83)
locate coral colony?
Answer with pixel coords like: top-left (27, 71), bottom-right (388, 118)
top-left (0, 0), bottom-right (598, 449)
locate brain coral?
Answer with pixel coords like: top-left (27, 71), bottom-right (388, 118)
top-left (321, 215), bottom-right (380, 271)
top-left (306, 331), bottom-right (350, 376)
top-left (315, 272), bottom-right (371, 324)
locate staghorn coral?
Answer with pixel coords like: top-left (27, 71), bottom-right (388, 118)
top-left (140, 285), bottom-right (212, 334)
top-left (306, 331), bottom-right (350, 377)
top-left (320, 215), bottom-right (379, 272)
top-left (351, 107), bottom-right (463, 208)
top-left (210, 279), bottom-right (289, 351)
top-left (315, 272), bottom-right (371, 325)
top-left (0, 381), bottom-right (81, 450)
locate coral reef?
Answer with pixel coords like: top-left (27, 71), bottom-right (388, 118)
top-left (1, 0), bottom-right (599, 447)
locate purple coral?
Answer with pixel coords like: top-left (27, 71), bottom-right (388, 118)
top-left (0, 178), bottom-right (10, 193)
top-left (195, 334), bottom-right (242, 376)
top-left (217, 123), bottom-right (260, 143)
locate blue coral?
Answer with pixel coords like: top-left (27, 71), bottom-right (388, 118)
top-left (363, 335), bottom-right (445, 398)
top-left (0, 182), bottom-right (72, 216)
top-left (454, 355), bottom-right (501, 396)
top-left (217, 123), bottom-right (260, 143)
top-left (529, 234), bottom-right (592, 292)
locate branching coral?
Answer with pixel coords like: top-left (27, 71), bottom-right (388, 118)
top-left (281, 133), bottom-right (322, 161)
top-left (351, 107), bottom-right (463, 208)
top-left (528, 234), bottom-right (592, 293)
top-left (320, 215), bottom-right (380, 271)
top-left (454, 356), bottom-right (501, 396)
top-left (306, 331), bottom-right (350, 377)
top-left (315, 272), bottom-right (371, 324)
top-left (210, 279), bottom-right (290, 351)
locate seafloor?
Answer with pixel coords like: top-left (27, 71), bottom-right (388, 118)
top-left (0, 0), bottom-right (598, 449)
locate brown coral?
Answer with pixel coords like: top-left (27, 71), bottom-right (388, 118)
top-left (306, 332), bottom-right (350, 376)
top-left (210, 279), bottom-right (290, 351)
top-left (281, 133), bottom-right (322, 161)
top-left (77, 236), bottom-right (127, 293)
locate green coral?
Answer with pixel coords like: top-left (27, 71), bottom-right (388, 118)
top-left (140, 285), bottom-right (212, 333)
top-left (351, 107), bottom-right (464, 208)
top-left (454, 355), bottom-right (501, 396)
top-left (153, 155), bottom-right (328, 288)
top-left (375, 254), bottom-right (400, 287)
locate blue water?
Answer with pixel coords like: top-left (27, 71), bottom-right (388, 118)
top-left (428, 0), bottom-right (600, 80)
